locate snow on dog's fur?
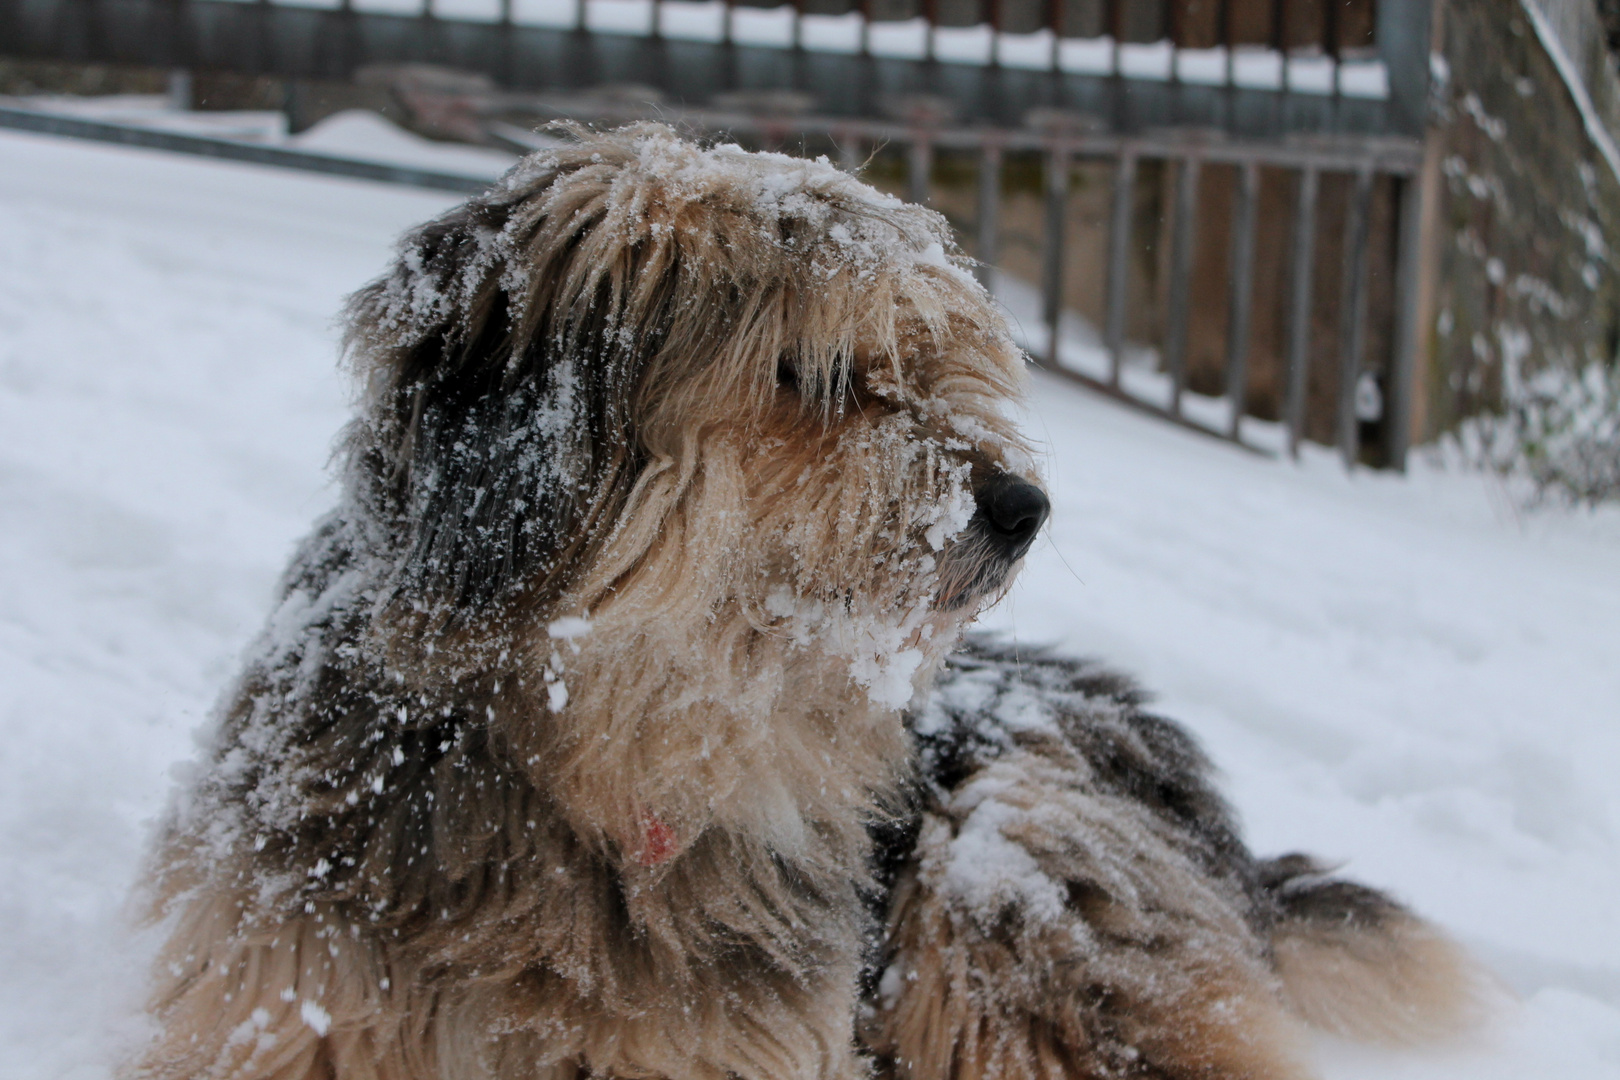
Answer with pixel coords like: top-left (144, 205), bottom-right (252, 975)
top-left (130, 125), bottom-right (1483, 1080)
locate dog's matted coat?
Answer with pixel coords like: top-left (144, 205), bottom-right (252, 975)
top-left (132, 126), bottom-right (1482, 1080)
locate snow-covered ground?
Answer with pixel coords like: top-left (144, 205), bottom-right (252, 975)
top-left (1, 127), bottom-right (1618, 1078)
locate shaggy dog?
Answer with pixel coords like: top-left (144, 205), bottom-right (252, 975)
top-left (132, 125), bottom-right (1482, 1080)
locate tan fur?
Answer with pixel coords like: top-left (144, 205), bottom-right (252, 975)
top-left (869, 744), bottom-right (1316, 1080)
top-left (1273, 911), bottom-right (1488, 1045)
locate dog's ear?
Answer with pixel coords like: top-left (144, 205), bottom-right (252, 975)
top-left (342, 179), bottom-right (669, 621)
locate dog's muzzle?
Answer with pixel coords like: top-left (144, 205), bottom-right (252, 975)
top-left (935, 473), bottom-right (1049, 610)
top-left (974, 473), bottom-right (1049, 563)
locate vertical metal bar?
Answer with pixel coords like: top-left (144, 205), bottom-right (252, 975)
top-left (1106, 0), bottom-right (1121, 74)
top-left (908, 137), bottom-right (933, 206)
top-left (1168, 0), bottom-right (1182, 84)
top-left (652, 0), bottom-right (663, 37)
top-left (1385, 172), bottom-right (1424, 473)
top-left (167, 68), bottom-right (192, 110)
top-left (790, 0), bottom-right (802, 50)
top-left (1285, 166), bottom-right (1319, 459)
top-left (496, 0), bottom-right (513, 85)
top-left (723, 0), bottom-right (734, 44)
top-left (1048, 0), bottom-right (1063, 70)
top-left (1336, 166), bottom-right (1375, 468)
top-left (336, 0), bottom-right (358, 79)
top-left (1324, 0), bottom-right (1340, 99)
top-left (1104, 149), bottom-right (1137, 387)
top-left (1164, 155), bottom-right (1201, 418)
top-left (1273, 0), bottom-right (1288, 93)
top-left (975, 139), bottom-right (1003, 288)
top-left (1219, 0), bottom-right (1234, 85)
top-left (988, 0), bottom-right (1002, 66)
top-left (1224, 161), bottom-right (1259, 439)
top-left (857, 0), bottom-right (870, 54)
top-left (1042, 144), bottom-right (1070, 369)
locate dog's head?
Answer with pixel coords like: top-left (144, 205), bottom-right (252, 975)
top-left (343, 125), bottom-right (1044, 713)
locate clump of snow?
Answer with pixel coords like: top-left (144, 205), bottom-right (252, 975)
top-left (298, 999), bottom-right (331, 1036)
top-left (923, 475), bottom-right (975, 552)
top-left (1467, 343), bottom-right (1620, 505)
top-left (764, 584), bottom-right (936, 710)
top-left (289, 110), bottom-right (519, 178)
top-left (547, 616), bottom-right (593, 639)
top-left (932, 785), bottom-right (1069, 925)
top-left (758, 416), bottom-right (978, 710)
top-left (544, 673), bottom-right (569, 713)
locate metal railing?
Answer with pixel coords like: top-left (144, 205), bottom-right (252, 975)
top-left (2, 92), bottom-right (1423, 467)
top-left (993, 131), bottom-right (1421, 466)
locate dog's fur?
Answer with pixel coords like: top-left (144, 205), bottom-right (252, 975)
top-left (131, 126), bottom-right (1482, 1080)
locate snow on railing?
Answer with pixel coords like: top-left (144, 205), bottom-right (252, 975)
top-left (207, 0), bottom-right (1390, 98)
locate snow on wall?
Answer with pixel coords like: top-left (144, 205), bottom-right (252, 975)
top-left (1425, 0), bottom-right (1620, 500)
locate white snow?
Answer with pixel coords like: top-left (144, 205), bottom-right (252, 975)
top-left (287, 110), bottom-right (522, 177)
top-left (2, 127), bottom-right (1618, 1078)
top-left (298, 999), bottom-right (332, 1036)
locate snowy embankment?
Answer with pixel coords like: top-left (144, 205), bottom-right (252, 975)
top-left (1, 127), bottom-right (1617, 1078)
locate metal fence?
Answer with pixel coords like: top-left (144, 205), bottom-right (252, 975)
top-left (1, 0), bottom-right (1433, 468)
top-left (902, 125), bottom-right (1424, 466)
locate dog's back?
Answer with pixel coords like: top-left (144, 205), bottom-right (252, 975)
top-left (127, 127), bottom-right (1484, 1080)
top-left (869, 637), bottom-right (1485, 1079)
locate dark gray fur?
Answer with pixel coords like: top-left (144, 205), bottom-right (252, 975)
top-left (870, 635), bottom-right (1406, 987)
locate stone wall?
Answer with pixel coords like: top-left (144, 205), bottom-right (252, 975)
top-left (1419, 0), bottom-right (1620, 455)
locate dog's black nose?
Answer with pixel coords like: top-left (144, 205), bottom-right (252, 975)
top-left (976, 474), bottom-right (1049, 559)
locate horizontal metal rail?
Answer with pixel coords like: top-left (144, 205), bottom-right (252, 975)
top-left (0, 105), bottom-right (494, 192)
top-left (506, 93), bottom-right (1425, 171)
top-left (1030, 357), bottom-right (1274, 457)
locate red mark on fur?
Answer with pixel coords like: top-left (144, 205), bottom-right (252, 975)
top-left (635, 813), bottom-right (679, 867)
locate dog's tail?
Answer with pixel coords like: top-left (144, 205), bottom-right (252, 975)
top-left (1258, 854), bottom-right (1490, 1045)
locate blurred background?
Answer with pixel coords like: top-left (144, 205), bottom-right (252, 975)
top-left (4, 0), bottom-right (1619, 491)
